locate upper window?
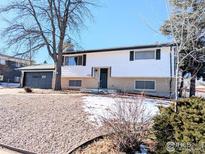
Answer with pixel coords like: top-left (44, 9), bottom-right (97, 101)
top-left (15, 62), bottom-right (21, 67)
top-left (135, 80), bottom-right (155, 91)
top-left (135, 50), bottom-right (155, 60)
top-left (65, 56), bottom-right (83, 66)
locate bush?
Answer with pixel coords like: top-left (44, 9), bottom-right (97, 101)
top-left (153, 97), bottom-right (205, 153)
top-left (100, 96), bottom-right (151, 153)
top-left (24, 87), bottom-right (33, 93)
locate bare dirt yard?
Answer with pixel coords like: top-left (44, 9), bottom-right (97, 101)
top-left (0, 88), bottom-right (102, 154)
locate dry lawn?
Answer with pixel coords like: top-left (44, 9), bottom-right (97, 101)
top-left (73, 137), bottom-right (119, 154)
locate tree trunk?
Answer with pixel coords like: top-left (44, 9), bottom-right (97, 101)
top-left (178, 77), bottom-right (184, 97)
top-left (179, 71), bottom-right (186, 97)
top-left (54, 51), bottom-right (63, 90)
top-left (189, 74), bottom-right (196, 97)
top-left (54, 61), bottom-right (62, 90)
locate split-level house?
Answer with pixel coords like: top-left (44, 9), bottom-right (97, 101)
top-left (0, 54), bottom-right (30, 83)
top-left (20, 43), bottom-right (176, 97)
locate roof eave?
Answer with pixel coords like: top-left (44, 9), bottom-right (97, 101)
top-left (63, 43), bottom-right (174, 55)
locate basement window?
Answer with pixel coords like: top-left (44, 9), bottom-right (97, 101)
top-left (65, 56), bottom-right (83, 66)
top-left (69, 80), bottom-right (82, 87)
top-left (135, 80), bottom-right (155, 91)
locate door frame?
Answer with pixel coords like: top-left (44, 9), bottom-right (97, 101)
top-left (99, 68), bottom-right (108, 89)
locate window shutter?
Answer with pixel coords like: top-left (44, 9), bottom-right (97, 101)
top-left (91, 67), bottom-right (94, 77)
top-left (130, 51), bottom-right (134, 61)
top-left (110, 67), bottom-right (112, 77)
top-left (156, 49), bottom-right (161, 60)
top-left (83, 54), bottom-right (86, 66)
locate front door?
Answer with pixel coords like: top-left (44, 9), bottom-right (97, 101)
top-left (100, 68), bottom-right (108, 88)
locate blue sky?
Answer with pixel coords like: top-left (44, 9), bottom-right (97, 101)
top-left (0, 0), bottom-right (170, 64)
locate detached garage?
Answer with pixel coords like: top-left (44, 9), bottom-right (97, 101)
top-left (19, 64), bottom-right (55, 89)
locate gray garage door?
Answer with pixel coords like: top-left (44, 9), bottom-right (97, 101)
top-left (24, 72), bottom-right (53, 89)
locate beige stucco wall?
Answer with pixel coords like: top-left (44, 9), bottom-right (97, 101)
top-left (61, 72), bottom-right (175, 98)
top-left (61, 77), bottom-right (98, 89)
top-left (108, 77), bottom-right (175, 97)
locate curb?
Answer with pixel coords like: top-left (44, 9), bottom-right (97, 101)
top-left (0, 143), bottom-right (36, 154)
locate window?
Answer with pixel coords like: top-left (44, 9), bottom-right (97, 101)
top-left (0, 59), bottom-right (6, 65)
top-left (65, 56), bottom-right (83, 66)
top-left (15, 62), bottom-right (21, 68)
top-left (42, 75), bottom-right (46, 79)
top-left (135, 80), bottom-right (155, 90)
top-left (0, 75), bottom-right (3, 81)
top-left (69, 80), bottom-right (82, 87)
top-left (14, 76), bottom-right (20, 82)
top-left (135, 50), bottom-right (155, 60)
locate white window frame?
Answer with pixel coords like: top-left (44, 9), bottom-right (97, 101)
top-left (134, 50), bottom-right (156, 60)
top-left (134, 80), bottom-right (156, 91)
top-left (68, 80), bottom-right (82, 88)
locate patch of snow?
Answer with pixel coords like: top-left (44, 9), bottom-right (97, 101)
top-left (83, 96), bottom-right (116, 123)
top-left (0, 82), bottom-right (20, 88)
top-left (83, 95), bottom-right (170, 125)
top-left (140, 144), bottom-right (148, 154)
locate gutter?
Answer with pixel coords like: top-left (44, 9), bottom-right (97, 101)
top-left (63, 43), bottom-right (175, 55)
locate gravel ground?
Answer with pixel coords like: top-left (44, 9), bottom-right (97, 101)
top-left (0, 146), bottom-right (20, 154)
top-left (0, 93), bottom-right (101, 154)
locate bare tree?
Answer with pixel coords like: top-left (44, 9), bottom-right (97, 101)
top-left (100, 96), bottom-right (151, 153)
top-left (162, 0), bottom-right (205, 98)
top-left (0, 0), bottom-right (94, 90)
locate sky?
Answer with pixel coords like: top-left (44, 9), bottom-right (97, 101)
top-left (0, 0), bottom-right (171, 64)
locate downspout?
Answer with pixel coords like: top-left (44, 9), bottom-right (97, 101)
top-left (169, 46), bottom-right (173, 98)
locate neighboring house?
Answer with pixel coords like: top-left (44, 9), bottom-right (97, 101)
top-left (19, 43), bottom-right (176, 97)
top-left (0, 54), bottom-right (31, 83)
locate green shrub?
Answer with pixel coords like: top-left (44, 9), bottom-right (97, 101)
top-left (153, 97), bottom-right (205, 153)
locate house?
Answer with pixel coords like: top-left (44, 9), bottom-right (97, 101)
top-left (0, 54), bottom-right (31, 83)
top-left (19, 43), bottom-right (176, 97)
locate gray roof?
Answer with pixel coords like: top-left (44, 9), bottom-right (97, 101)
top-left (0, 53), bottom-right (31, 64)
top-left (63, 43), bottom-right (174, 55)
top-left (19, 64), bottom-right (55, 70)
